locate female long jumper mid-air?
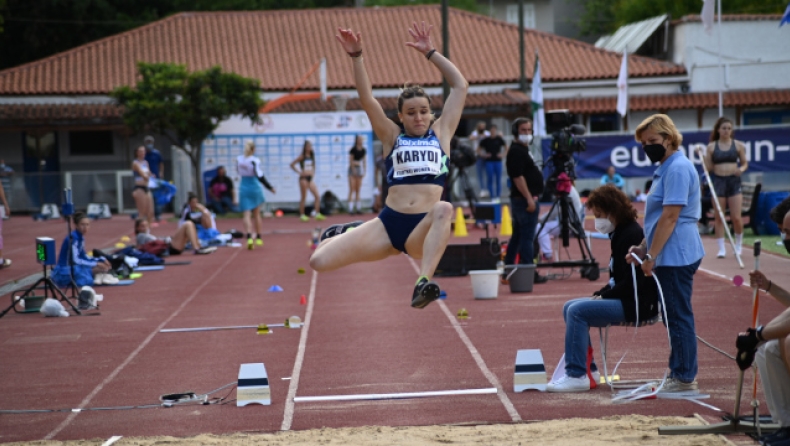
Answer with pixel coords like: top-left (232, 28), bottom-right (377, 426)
top-left (309, 22), bottom-right (468, 309)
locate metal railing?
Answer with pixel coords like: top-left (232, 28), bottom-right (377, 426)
top-left (2, 170), bottom-right (138, 214)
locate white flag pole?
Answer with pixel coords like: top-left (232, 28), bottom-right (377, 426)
top-left (616, 48), bottom-right (629, 130)
top-left (716, 0), bottom-right (723, 117)
top-left (625, 49), bottom-right (630, 130)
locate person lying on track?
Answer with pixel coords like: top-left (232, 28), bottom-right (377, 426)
top-left (135, 218), bottom-right (215, 256)
top-left (309, 21), bottom-right (468, 309)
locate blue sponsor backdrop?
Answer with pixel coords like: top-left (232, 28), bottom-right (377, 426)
top-left (541, 127), bottom-right (790, 179)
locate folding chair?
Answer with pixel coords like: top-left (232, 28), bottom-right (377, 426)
top-left (597, 311), bottom-right (662, 389)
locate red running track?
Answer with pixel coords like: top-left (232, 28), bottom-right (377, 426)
top-left (0, 211), bottom-right (786, 442)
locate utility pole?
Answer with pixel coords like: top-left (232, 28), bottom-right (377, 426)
top-left (442, 0), bottom-right (450, 102)
top-left (519, 0), bottom-right (526, 92)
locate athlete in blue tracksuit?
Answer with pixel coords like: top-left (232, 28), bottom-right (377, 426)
top-left (52, 212), bottom-right (111, 287)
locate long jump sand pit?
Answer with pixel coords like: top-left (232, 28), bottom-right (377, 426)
top-left (10, 415), bottom-right (729, 445)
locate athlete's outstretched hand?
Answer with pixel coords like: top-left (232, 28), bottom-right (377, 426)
top-left (335, 27), bottom-right (362, 54)
top-left (405, 21), bottom-right (435, 56)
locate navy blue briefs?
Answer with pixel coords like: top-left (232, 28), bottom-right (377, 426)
top-left (378, 206), bottom-right (427, 255)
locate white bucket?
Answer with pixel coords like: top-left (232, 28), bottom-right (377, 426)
top-left (469, 270), bottom-right (500, 299)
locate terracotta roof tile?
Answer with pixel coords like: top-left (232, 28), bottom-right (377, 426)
top-left (0, 103), bottom-right (124, 122)
top-left (3, 89), bottom-right (789, 121)
top-left (0, 6), bottom-right (685, 96)
top-left (274, 91), bottom-right (525, 113)
top-left (545, 90), bottom-right (790, 114)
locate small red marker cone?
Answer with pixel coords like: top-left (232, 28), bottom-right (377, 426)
top-left (300, 295), bottom-right (306, 305)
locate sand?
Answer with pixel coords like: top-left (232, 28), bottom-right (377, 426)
top-left (8, 415), bottom-right (730, 445)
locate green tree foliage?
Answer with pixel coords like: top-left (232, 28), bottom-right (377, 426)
top-left (580, 0), bottom-right (788, 37)
top-left (112, 62), bottom-right (263, 201)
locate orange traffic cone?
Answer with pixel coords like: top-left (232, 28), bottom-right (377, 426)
top-left (300, 294), bottom-right (307, 305)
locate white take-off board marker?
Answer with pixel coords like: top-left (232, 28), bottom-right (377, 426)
top-left (514, 349), bottom-right (548, 392)
top-left (237, 363), bottom-right (271, 406)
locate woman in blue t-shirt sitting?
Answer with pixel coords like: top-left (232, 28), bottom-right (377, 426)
top-left (309, 22), bottom-right (468, 309)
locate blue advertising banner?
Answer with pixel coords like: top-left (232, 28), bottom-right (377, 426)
top-left (541, 127), bottom-right (790, 179)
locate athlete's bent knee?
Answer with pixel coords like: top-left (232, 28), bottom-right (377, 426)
top-left (309, 252), bottom-right (323, 271)
top-left (432, 201), bottom-right (454, 221)
top-left (309, 250), bottom-right (330, 272)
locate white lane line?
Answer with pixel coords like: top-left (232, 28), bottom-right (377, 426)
top-left (44, 249), bottom-right (242, 440)
top-left (294, 387), bottom-right (497, 403)
top-left (698, 267), bottom-right (729, 280)
top-left (100, 436), bottom-right (123, 446)
top-left (407, 257), bottom-right (522, 422)
top-left (280, 269), bottom-right (318, 431)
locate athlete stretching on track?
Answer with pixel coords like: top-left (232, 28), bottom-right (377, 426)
top-left (309, 22), bottom-right (468, 309)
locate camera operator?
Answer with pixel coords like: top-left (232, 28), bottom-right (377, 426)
top-left (503, 117), bottom-right (547, 285)
top-left (736, 206), bottom-right (790, 446)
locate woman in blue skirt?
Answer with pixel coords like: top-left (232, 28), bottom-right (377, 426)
top-left (237, 141), bottom-right (275, 250)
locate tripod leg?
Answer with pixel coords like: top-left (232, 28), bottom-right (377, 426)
top-left (48, 279), bottom-right (81, 315)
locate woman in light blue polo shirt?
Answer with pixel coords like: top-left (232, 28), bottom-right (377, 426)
top-left (627, 114), bottom-right (705, 394)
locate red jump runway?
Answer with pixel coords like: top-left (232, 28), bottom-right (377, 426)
top-left (0, 211), bottom-right (786, 442)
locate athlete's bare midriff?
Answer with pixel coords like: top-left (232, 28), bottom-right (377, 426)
top-left (710, 141), bottom-right (742, 177)
top-left (385, 184), bottom-right (443, 214)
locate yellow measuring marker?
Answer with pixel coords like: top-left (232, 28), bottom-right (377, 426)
top-left (599, 374), bottom-right (620, 384)
top-left (256, 324), bottom-right (270, 335)
top-left (456, 308), bottom-right (469, 320)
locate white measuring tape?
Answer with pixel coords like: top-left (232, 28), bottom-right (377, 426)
top-left (609, 253), bottom-right (673, 402)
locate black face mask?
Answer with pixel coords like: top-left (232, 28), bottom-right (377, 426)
top-left (643, 144), bottom-right (666, 163)
top-left (784, 238), bottom-right (790, 254)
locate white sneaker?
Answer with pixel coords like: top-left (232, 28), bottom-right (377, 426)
top-left (658, 378), bottom-right (699, 394)
top-left (547, 374), bottom-right (591, 393)
top-left (735, 245), bottom-right (742, 256)
top-left (717, 248), bottom-right (726, 258)
top-left (101, 274), bottom-right (119, 285)
top-left (94, 273), bottom-right (106, 286)
top-left (591, 370), bottom-right (601, 384)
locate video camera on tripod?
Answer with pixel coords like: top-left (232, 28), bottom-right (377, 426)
top-left (545, 111), bottom-right (586, 195)
top-left (535, 111), bottom-right (599, 281)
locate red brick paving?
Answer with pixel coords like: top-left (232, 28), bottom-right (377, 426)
top-left (0, 208), bottom-right (785, 443)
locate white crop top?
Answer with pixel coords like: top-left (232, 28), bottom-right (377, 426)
top-left (237, 155), bottom-right (263, 178)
